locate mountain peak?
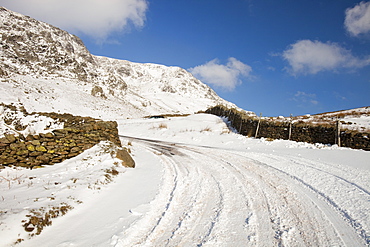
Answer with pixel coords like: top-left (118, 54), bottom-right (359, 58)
top-left (0, 6), bottom-right (241, 118)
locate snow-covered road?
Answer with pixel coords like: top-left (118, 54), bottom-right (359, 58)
top-left (111, 136), bottom-right (368, 246)
top-left (6, 114), bottom-right (369, 246)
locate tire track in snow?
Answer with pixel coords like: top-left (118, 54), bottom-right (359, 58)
top-left (184, 148), bottom-right (276, 246)
top-left (113, 143), bottom-right (181, 246)
top-left (179, 142), bottom-right (369, 246)
top-left (232, 152), bottom-right (369, 246)
top-left (118, 136), bottom-right (367, 246)
top-left (116, 141), bottom-right (227, 246)
top-left (119, 140), bottom-right (257, 246)
top-left (258, 154), bottom-right (370, 197)
top-left (188, 148), bottom-right (342, 246)
top-left (146, 143), bottom-right (225, 246)
top-left (155, 143), bottom-right (353, 246)
top-left (123, 139), bottom-right (311, 246)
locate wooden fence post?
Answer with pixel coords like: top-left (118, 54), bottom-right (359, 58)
top-left (336, 119), bottom-right (341, 147)
top-left (288, 114), bottom-right (292, 140)
top-left (255, 113), bottom-right (262, 138)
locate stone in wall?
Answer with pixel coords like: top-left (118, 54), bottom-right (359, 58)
top-left (0, 110), bottom-right (133, 169)
top-left (206, 105), bottom-right (370, 151)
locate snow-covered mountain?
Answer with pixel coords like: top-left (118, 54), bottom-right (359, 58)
top-left (0, 6), bottom-right (238, 119)
top-left (1, 7), bottom-right (370, 247)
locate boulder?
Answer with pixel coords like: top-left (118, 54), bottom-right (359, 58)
top-left (116, 148), bottom-right (135, 168)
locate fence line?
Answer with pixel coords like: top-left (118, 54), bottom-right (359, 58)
top-left (255, 113), bottom-right (262, 138)
top-left (205, 105), bottom-right (369, 151)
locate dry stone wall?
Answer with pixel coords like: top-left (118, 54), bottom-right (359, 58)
top-left (206, 105), bottom-right (370, 151)
top-left (0, 111), bottom-right (135, 169)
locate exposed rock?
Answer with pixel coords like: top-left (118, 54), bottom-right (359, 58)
top-left (116, 148), bottom-right (135, 168)
top-left (29, 152), bottom-right (43, 157)
top-left (16, 149), bottom-right (29, 156)
top-left (0, 7), bottom-right (237, 120)
top-left (70, 147), bottom-right (80, 153)
top-left (0, 7), bottom-right (97, 81)
top-left (24, 223), bottom-right (35, 232)
top-left (5, 134), bottom-right (16, 143)
top-left (1, 157), bottom-right (17, 164)
top-left (9, 143), bottom-right (19, 151)
top-left (0, 137), bottom-right (10, 144)
top-left (91, 86), bottom-right (107, 99)
top-left (27, 144), bottom-right (35, 152)
top-left (0, 110), bottom-right (132, 168)
top-left (25, 135), bottom-right (34, 141)
top-left (44, 133), bottom-right (54, 138)
top-left (31, 140), bottom-right (41, 146)
top-left (35, 146), bottom-right (47, 152)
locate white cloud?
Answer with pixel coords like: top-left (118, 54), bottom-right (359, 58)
top-left (189, 57), bottom-right (252, 91)
top-left (282, 40), bottom-right (370, 75)
top-left (292, 91), bottom-right (319, 106)
top-left (334, 92), bottom-right (347, 101)
top-left (1, 0), bottom-right (148, 41)
top-left (345, 1), bottom-right (370, 37)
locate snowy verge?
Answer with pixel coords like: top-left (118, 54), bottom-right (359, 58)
top-left (0, 141), bottom-right (131, 246)
top-left (0, 114), bottom-right (369, 246)
top-left (0, 103), bottom-right (63, 138)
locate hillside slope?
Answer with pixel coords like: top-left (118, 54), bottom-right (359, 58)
top-left (1, 7), bottom-right (369, 247)
top-left (0, 6), bottom-right (240, 119)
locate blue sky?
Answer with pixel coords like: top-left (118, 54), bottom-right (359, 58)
top-left (2, 0), bottom-right (370, 116)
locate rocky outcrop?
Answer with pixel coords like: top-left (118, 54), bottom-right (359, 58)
top-left (0, 6), bottom-right (219, 99)
top-left (91, 86), bottom-right (107, 99)
top-left (1, 7), bottom-right (236, 118)
top-left (0, 111), bottom-right (134, 169)
top-left (0, 7), bottom-right (97, 81)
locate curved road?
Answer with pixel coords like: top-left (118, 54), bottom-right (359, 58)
top-left (113, 136), bottom-right (369, 246)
